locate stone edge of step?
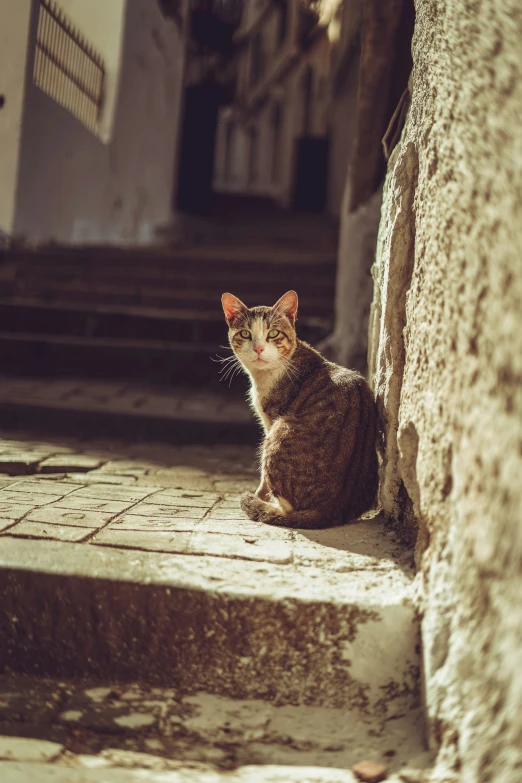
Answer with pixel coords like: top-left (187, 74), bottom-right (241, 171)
top-left (0, 759), bottom-right (432, 783)
top-left (0, 536), bottom-right (415, 606)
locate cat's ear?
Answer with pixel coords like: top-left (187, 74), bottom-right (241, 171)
top-left (222, 293), bottom-right (247, 323)
top-left (273, 290), bottom-right (298, 322)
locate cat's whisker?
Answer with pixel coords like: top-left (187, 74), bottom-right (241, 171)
top-left (212, 353), bottom-right (238, 365)
top-left (221, 364), bottom-right (242, 386)
top-left (219, 364), bottom-right (240, 380)
top-left (227, 364), bottom-right (242, 387)
top-left (219, 357), bottom-right (242, 382)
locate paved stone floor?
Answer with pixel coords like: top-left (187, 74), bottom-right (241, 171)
top-left (0, 430), bottom-right (413, 573)
top-left (0, 429), bottom-right (433, 782)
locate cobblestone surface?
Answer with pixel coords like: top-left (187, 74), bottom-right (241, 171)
top-left (0, 431), bottom-right (413, 572)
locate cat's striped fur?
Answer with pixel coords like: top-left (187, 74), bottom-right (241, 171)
top-left (221, 290), bottom-right (380, 529)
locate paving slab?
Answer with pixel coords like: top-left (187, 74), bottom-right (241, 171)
top-left (39, 455), bottom-right (105, 473)
top-left (7, 480), bottom-right (78, 496)
top-left (70, 485), bottom-right (160, 501)
top-left (25, 507), bottom-right (116, 529)
top-left (7, 521), bottom-right (93, 542)
top-left (92, 528), bottom-right (194, 551)
top-left (0, 490), bottom-right (66, 506)
top-left (103, 514), bottom-right (200, 532)
top-left (53, 496), bottom-right (137, 513)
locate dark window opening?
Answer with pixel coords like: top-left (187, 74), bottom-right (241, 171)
top-left (248, 127), bottom-right (259, 183)
top-left (224, 121), bottom-right (235, 182)
top-left (250, 33), bottom-right (265, 84)
top-left (277, 1), bottom-right (288, 46)
top-left (271, 104), bottom-right (282, 183)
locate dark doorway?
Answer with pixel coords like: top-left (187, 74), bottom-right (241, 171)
top-left (175, 81), bottom-right (225, 215)
top-left (292, 136), bottom-right (330, 212)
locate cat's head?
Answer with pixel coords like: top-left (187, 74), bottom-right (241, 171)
top-left (221, 290), bottom-right (298, 373)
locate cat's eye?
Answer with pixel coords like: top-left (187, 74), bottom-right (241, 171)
top-left (267, 329), bottom-right (280, 339)
top-left (239, 329), bottom-right (251, 339)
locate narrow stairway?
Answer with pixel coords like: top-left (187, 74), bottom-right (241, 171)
top-left (0, 243), bottom-right (336, 443)
top-left (0, 430), bottom-right (433, 782)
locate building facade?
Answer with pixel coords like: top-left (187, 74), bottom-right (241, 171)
top-left (0, 0), bottom-right (188, 246)
top-left (212, 0), bottom-right (361, 217)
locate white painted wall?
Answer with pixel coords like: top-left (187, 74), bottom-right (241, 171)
top-left (58, 0), bottom-right (126, 141)
top-left (12, 0), bottom-right (186, 246)
top-left (0, 0), bottom-right (32, 237)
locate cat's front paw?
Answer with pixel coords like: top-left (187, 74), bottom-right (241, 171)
top-left (240, 491), bottom-right (259, 520)
top-left (240, 491), bottom-right (255, 513)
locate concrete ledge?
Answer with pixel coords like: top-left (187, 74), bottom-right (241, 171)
top-left (0, 762), bottom-right (361, 782)
top-left (0, 538), bottom-right (419, 715)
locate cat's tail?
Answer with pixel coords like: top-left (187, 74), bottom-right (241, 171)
top-left (240, 492), bottom-right (339, 530)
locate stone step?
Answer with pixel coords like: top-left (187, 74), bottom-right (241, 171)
top-left (0, 677), bottom-right (431, 779)
top-left (0, 759), bottom-right (431, 783)
top-left (0, 528), bottom-right (419, 712)
top-left (9, 256), bottom-right (336, 286)
top-left (0, 376), bottom-right (255, 444)
top-left (0, 281), bottom-right (334, 316)
top-left (9, 268), bottom-right (335, 301)
top-left (3, 246), bottom-right (337, 276)
top-left (0, 332), bottom-right (236, 385)
top-left (0, 299), bottom-right (331, 345)
top-left (0, 434), bottom-right (428, 781)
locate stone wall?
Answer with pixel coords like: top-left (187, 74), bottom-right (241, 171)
top-left (368, 1), bottom-right (522, 780)
top-left (12, 0), bottom-right (186, 246)
top-left (0, 0), bottom-right (32, 237)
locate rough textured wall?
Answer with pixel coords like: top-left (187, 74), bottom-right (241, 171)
top-left (369, 1), bottom-right (522, 781)
top-left (13, 0), bottom-right (185, 246)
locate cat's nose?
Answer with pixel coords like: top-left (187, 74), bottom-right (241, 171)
top-left (254, 345), bottom-right (265, 355)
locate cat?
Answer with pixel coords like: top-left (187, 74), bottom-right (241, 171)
top-left (221, 290), bottom-right (380, 529)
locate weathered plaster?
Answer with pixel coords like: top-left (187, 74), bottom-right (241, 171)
top-left (0, 0), bottom-right (32, 237)
top-left (320, 186), bottom-right (381, 371)
top-left (12, 0), bottom-right (186, 246)
top-left (368, 0), bottom-right (522, 780)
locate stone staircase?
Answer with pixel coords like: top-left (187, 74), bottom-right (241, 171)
top-left (0, 432), bottom-right (432, 783)
top-left (0, 243), bottom-right (336, 443)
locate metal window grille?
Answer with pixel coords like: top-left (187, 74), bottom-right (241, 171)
top-left (33, 0), bottom-right (105, 135)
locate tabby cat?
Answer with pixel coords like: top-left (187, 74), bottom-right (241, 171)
top-left (221, 290), bottom-right (380, 529)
